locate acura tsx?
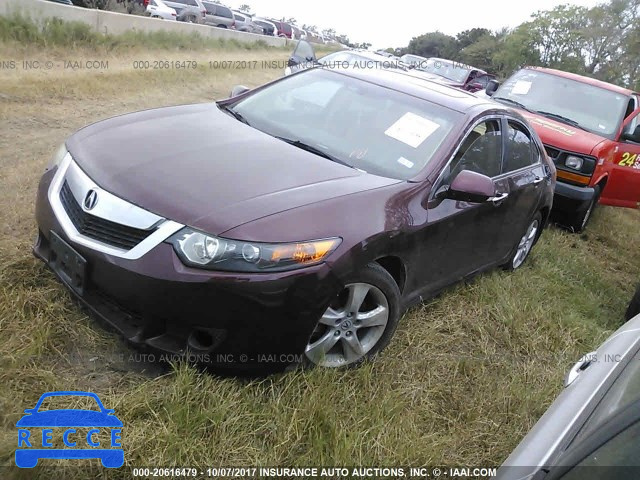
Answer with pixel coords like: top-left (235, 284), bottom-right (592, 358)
top-left (34, 66), bottom-right (555, 372)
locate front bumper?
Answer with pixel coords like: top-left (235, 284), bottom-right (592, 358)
top-left (34, 168), bottom-right (341, 372)
top-left (553, 180), bottom-right (595, 214)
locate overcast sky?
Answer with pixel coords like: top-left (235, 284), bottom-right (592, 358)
top-left (225, 0), bottom-right (603, 48)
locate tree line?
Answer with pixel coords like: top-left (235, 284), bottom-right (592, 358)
top-left (392, 0), bottom-right (639, 89)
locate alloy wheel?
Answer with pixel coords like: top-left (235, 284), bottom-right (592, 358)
top-left (512, 219), bottom-right (539, 269)
top-left (305, 283), bottom-right (389, 368)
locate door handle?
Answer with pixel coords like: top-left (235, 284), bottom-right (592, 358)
top-left (488, 192), bottom-right (509, 204)
top-left (533, 175), bottom-right (544, 185)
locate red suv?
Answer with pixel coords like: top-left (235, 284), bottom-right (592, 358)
top-left (270, 20), bottom-right (293, 39)
top-left (487, 67), bottom-right (640, 231)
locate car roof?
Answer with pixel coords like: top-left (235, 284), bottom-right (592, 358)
top-left (317, 67), bottom-right (504, 114)
top-left (426, 57), bottom-right (486, 74)
top-left (521, 67), bottom-right (637, 96)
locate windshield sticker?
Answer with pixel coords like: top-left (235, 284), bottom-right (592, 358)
top-left (397, 157), bottom-right (415, 168)
top-left (385, 112), bottom-right (440, 148)
top-left (511, 80), bottom-right (532, 95)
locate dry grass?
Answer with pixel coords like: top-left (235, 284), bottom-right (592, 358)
top-left (1, 34), bottom-right (640, 479)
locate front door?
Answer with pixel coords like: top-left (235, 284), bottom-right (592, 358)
top-left (408, 118), bottom-right (509, 295)
top-left (601, 107), bottom-right (640, 208)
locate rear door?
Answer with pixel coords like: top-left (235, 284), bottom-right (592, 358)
top-left (601, 105), bottom-right (640, 208)
top-left (492, 118), bottom-right (549, 261)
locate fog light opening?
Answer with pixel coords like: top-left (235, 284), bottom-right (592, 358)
top-left (188, 329), bottom-right (214, 351)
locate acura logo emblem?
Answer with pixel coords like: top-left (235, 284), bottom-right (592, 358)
top-left (84, 189), bottom-right (98, 211)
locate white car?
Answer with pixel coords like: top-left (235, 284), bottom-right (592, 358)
top-left (146, 0), bottom-right (177, 20)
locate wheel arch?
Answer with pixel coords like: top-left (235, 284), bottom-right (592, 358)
top-left (374, 256), bottom-right (406, 294)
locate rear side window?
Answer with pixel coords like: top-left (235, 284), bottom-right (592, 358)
top-left (217, 6), bottom-right (232, 18)
top-left (503, 121), bottom-right (537, 173)
top-left (235, 13), bottom-right (246, 21)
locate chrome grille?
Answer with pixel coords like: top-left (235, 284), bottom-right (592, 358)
top-left (59, 181), bottom-right (154, 250)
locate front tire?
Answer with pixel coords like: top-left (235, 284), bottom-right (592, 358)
top-left (567, 185), bottom-right (601, 233)
top-left (304, 263), bottom-right (401, 368)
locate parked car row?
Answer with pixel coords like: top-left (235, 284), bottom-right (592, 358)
top-left (135, 0), bottom-right (336, 42)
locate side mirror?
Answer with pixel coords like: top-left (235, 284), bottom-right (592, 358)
top-left (288, 56), bottom-right (301, 67)
top-left (622, 125), bottom-right (640, 143)
top-left (230, 85), bottom-right (250, 98)
top-left (485, 79), bottom-right (500, 97)
top-left (448, 170), bottom-right (495, 203)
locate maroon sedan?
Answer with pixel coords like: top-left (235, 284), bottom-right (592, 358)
top-left (34, 67), bottom-right (555, 372)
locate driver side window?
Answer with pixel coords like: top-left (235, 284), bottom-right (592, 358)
top-left (442, 119), bottom-right (503, 185)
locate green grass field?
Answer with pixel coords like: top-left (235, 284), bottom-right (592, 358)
top-left (1, 18), bottom-right (640, 479)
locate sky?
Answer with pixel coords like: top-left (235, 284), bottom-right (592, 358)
top-left (224, 0), bottom-right (603, 49)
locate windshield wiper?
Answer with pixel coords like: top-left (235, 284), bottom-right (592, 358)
top-left (492, 97), bottom-right (531, 112)
top-left (534, 111), bottom-right (588, 131)
top-left (275, 136), bottom-right (356, 169)
top-left (218, 104), bottom-right (250, 126)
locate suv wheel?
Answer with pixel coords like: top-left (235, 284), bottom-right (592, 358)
top-left (568, 185), bottom-right (601, 233)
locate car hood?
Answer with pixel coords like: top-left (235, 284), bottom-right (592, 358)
top-left (66, 103), bottom-right (400, 235)
top-left (519, 112), bottom-right (607, 155)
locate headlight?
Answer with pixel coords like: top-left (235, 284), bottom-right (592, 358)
top-left (565, 155), bottom-right (584, 170)
top-left (168, 228), bottom-right (341, 272)
top-left (45, 143), bottom-right (68, 172)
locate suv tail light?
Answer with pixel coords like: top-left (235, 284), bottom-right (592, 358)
top-left (202, 9), bottom-right (206, 17)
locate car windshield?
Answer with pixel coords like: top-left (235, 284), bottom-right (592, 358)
top-left (417, 59), bottom-right (470, 83)
top-left (228, 69), bottom-right (461, 180)
top-left (402, 55), bottom-right (427, 68)
top-left (493, 69), bottom-right (629, 137)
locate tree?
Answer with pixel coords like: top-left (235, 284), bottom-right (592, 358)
top-left (406, 32), bottom-right (457, 59)
top-left (238, 4), bottom-right (252, 13)
top-left (459, 33), bottom-right (500, 73)
top-left (456, 28), bottom-right (491, 50)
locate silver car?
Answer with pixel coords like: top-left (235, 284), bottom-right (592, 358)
top-left (499, 313), bottom-right (640, 479)
top-left (201, 1), bottom-right (235, 29)
top-left (162, 0), bottom-right (205, 23)
top-left (231, 10), bottom-right (263, 35)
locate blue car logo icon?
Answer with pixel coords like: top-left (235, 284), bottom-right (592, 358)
top-left (16, 391), bottom-right (123, 468)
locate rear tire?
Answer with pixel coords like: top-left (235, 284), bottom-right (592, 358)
top-left (567, 185), bottom-right (601, 233)
top-left (303, 263), bottom-right (401, 369)
top-left (503, 213), bottom-right (543, 271)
